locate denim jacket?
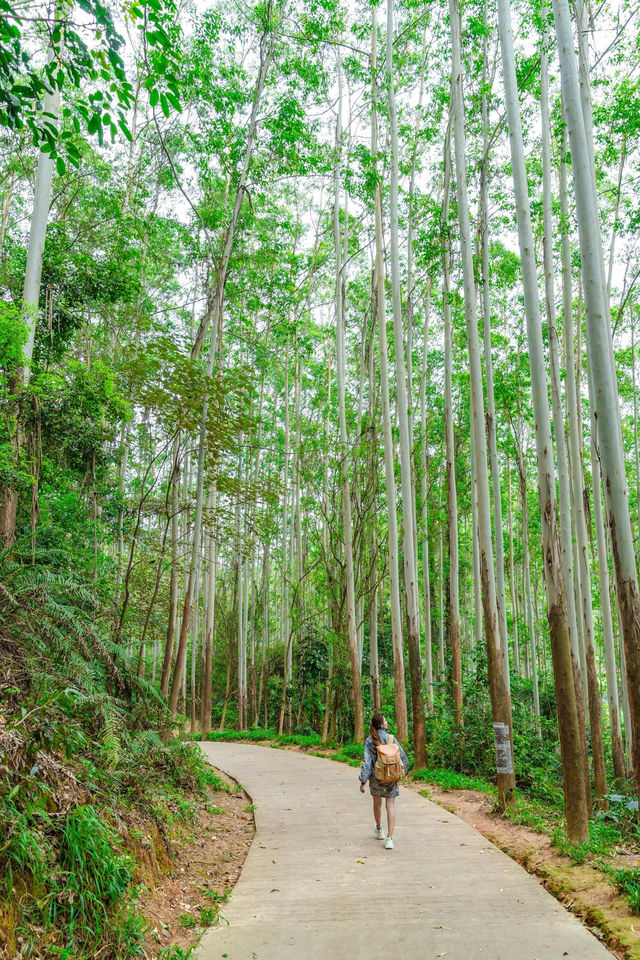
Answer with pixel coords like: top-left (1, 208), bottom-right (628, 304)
top-left (359, 729), bottom-right (409, 783)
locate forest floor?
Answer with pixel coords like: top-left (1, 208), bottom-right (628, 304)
top-left (137, 770), bottom-right (254, 959)
top-left (195, 736), bottom-right (639, 960)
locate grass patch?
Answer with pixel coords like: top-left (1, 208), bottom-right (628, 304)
top-left (412, 767), bottom-right (494, 793)
top-left (159, 947), bottom-right (195, 959)
top-left (504, 793), bottom-right (559, 834)
top-left (178, 912), bottom-right (198, 928)
top-left (605, 865), bottom-right (640, 913)
top-left (552, 819), bottom-right (623, 863)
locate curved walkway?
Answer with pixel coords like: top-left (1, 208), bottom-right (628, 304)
top-left (197, 742), bottom-right (613, 960)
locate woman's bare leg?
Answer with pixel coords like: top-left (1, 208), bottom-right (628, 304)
top-left (372, 796), bottom-right (383, 829)
top-left (385, 797), bottom-right (396, 837)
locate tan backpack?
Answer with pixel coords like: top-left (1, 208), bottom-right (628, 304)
top-left (374, 734), bottom-right (404, 783)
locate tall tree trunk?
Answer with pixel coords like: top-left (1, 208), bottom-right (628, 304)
top-left (442, 128), bottom-right (463, 726)
top-left (480, 34), bottom-right (509, 684)
top-left (515, 451), bottom-right (540, 719)
top-left (592, 433), bottom-right (626, 780)
top-left (200, 484), bottom-right (216, 735)
top-left (368, 308), bottom-right (381, 712)
top-left (386, 0), bottom-right (426, 767)
top-left (161, 432), bottom-right (181, 696)
top-left (558, 128), bottom-right (593, 814)
top-left (371, 8), bottom-right (408, 741)
top-left (470, 422), bottom-right (482, 651)
top-left (554, 0), bottom-right (640, 800)
top-left (507, 462), bottom-right (520, 673)
top-left (333, 50), bottom-right (364, 743)
top-left (497, 0), bottom-right (589, 837)
top-left (419, 285), bottom-right (434, 712)
top-left (449, 0), bottom-right (516, 808)
top-left (542, 34), bottom-right (592, 809)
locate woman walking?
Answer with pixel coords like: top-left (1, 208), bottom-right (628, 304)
top-left (359, 711), bottom-right (409, 849)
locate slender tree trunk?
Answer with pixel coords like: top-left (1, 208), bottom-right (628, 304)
top-left (368, 309), bottom-right (381, 712)
top-left (371, 8), bottom-right (407, 742)
top-left (442, 129), bottom-right (463, 726)
top-left (592, 433), bottom-right (626, 780)
top-left (438, 517), bottom-right (445, 681)
top-left (334, 50), bottom-right (364, 745)
top-left (470, 423), bottom-right (482, 651)
top-left (450, 0), bottom-right (515, 808)
top-left (507, 462), bottom-right (520, 673)
top-left (497, 0), bottom-right (589, 837)
top-left (480, 23), bottom-right (509, 684)
top-left (420, 285), bottom-right (434, 712)
top-left (386, 0), bottom-right (426, 767)
top-left (161, 432), bottom-right (181, 696)
top-left (542, 35), bottom-right (592, 808)
top-left (517, 455), bottom-right (540, 719)
top-left (200, 484), bottom-right (216, 735)
top-left (558, 0), bottom-right (640, 800)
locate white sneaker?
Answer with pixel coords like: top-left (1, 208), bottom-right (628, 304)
top-left (374, 826), bottom-right (385, 840)
top-left (384, 837), bottom-right (394, 850)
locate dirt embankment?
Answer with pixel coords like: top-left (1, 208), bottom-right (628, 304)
top-left (137, 770), bottom-right (254, 958)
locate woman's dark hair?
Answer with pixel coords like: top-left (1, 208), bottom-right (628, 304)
top-left (370, 712), bottom-right (385, 745)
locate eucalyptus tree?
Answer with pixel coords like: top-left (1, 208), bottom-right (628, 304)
top-left (449, 0), bottom-right (515, 809)
top-left (496, 0), bottom-right (590, 835)
top-left (371, 1), bottom-right (408, 743)
top-left (552, 0), bottom-right (640, 800)
top-left (386, 0), bottom-right (426, 766)
top-left (479, 19), bottom-right (509, 683)
top-left (442, 129), bottom-right (463, 726)
top-left (333, 44), bottom-right (364, 745)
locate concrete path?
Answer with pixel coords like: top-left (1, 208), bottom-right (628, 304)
top-left (197, 742), bottom-right (613, 960)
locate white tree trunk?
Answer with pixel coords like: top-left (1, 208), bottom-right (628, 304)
top-left (371, 5), bottom-right (407, 741)
top-left (334, 47), bottom-right (363, 743)
top-left (419, 284), bottom-right (434, 711)
top-left (442, 129), bottom-right (463, 724)
top-left (450, 0), bottom-right (515, 806)
top-left (480, 13), bottom-right (509, 685)
top-left (498, 0), bottom-right (589, 836)
top-left (22, 43), bottom-right (62, 381)
top-left (386, 0), bottom-right (426, 765)
top-left (553, 0), bottom-right (640, 798)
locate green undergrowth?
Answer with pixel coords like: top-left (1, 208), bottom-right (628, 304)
top-left (605, 865), bottom-right (640, 913)
top-left (0, 543), bottom-right (226, 959)
top-left (412, 767), bottom-right (494, 793)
